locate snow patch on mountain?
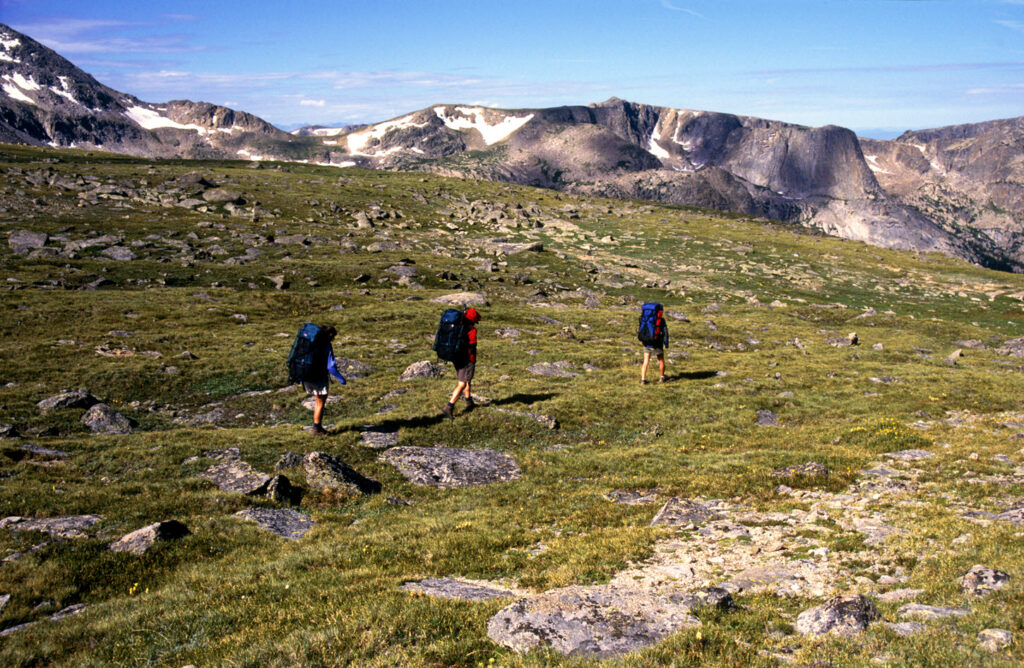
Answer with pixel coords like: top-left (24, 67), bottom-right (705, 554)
top-left (648, 126), bottom-right (671, 160)
top-left (125, 106), bottom-right (207, 134)
top-left (0, 33), bottom-right (20, 63)
top-left (434, 106), bottom-right (533, 145)
top-left (48, 76), bottom-right (80, 106)
top-left (2, 72), bottom-right (41, 105)
top-left (346, 114), bottom-right (428, 155)
top-left (864, 155), bottom-right (890, 175)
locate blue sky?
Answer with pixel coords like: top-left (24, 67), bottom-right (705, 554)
top-left (3, 0), bottom-right (1024, 137)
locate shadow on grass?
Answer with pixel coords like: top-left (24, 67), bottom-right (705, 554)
top-left (491, 392), bottom-right (557, 406)
top-left (670, 370), bottom-right (719, 381)
top-left (333, 393), bottom-right (558, 434)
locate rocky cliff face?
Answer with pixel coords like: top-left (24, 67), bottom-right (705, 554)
top-left (2, 23), bottom-right (1023, 271)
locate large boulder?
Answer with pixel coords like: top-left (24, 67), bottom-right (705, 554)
top-left (650, 498), bottom-right (721, 527)
top-left (109, 520), bottom-right (190, 555)
top-left (399, 361), bottom-right (443, 381)
top-left (8, 230), bottom-right (48, 254)
top-left (199, 460), bottom-right (272, 495)
top-left (961, 565), bottom-right (1010, 596)
top-left (81, 403), bottom-right (134, 434)
top-left (796, 595), bottom-right (881, 636)
top-left (487, 584), bottom-right (702, 658)
top-left (302, 452), bottom-right (381, 495)
top-left (431, 292), bottom-right (489, 307)
top-left (379, 446), bottom-right (521, 488)
top-left (36, 389), bottom-right (98, 414)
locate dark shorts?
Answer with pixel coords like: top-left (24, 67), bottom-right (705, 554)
top-left (302, 380), bottom-right (329, 397)
top-left (456, 362), bottom-right (475, 383)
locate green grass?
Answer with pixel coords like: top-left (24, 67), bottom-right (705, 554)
top-left (2, 143), bottom-right (1024, 665)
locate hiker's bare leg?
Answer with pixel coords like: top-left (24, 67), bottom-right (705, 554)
top-left (449, 381), bottom-right (467, 406)
top-left (462, 382), bottom-right (472, 401)
top-left (641, 351), bottom-right (651, 382)
top-left (658, 355), bottom-right (665, 378)
top-left (313, 395), bottom-right (326, 425)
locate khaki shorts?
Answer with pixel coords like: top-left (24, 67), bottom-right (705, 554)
top-left (643, 346), bottom-right (664, 356)
top-left (456, 362), bottom-right (475, 383)
top-left (302, 380), bottom-right (329, 397)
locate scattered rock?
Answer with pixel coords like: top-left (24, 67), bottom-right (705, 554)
top-left (650, 498), bottom-right (721, 527)
top-left (877, 588), bottom-right (923, 603)
top-left (81, 403), bottom-right (135, 434)
top-left (0, 424), bottom-right (19, 439)
top-left (402, 578), bottom-right (520, 601)
top-left (897, 603), bottom-right (969, 620)
top-left (795, 594), bottom-right (881, 636)
top-left (334, 357), bottom-right (373, 378)
top-left (275, 452), bottom-right (303, 470)
top-left (108, 520), bottom-right (190, 555)
top-left (978, 628), bottom-right (1013, 652)
top-left (399, 360), bottom-right (443, 381)
top-left (883, 449), bottom-right (934, 462)
top-left (101, 245), bottom-right (137, 261)
top-left (36, 389), bottom-right (97, 414)
top-left (8, 229), bottom-right (48, 254)
top-left (490, 407), bottom-right (558, 430)
top-left (234, 508), bottom-right (314, 540)
top-left (960, 565), bottom-right (1010, 596)
top-left (303, 451), bottom-right (381, 495)
top-left (884, 621), bottom-right (925, 636)
top-left (997, 337), bottom-right (1024, 357)
top-left (756, 410), bottom-right (778, 426)
top-left (605, 489), bottom-right (660, 505)
top-left (0, 515), bottom-right (102, 539)
top-left (379, 446), bottom-right (521, 488)
top-left (771, 462), bottom-right (828, 478)
top-left (199, 459), bottom-right (271, 495)
top-left (487, 584), bottom-right (701, 658)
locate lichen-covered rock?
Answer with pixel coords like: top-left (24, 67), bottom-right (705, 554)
top-left (399, 360), bottom-right (443, 381)
top-left (0, 515), bottom-right (102, 539)
top-left (650, 498), bottom-right (721, 527)
top-left (402, 578), bottom-right (519, 601)
top-left (961, 565), bottom-right (1010, 596)
top-left (897, 603), bottom-right (969, 620)
top-left (978, 628), bottom-right (1013, 652)
top-left (36, 389), bottom-right (97, 414)
top-left (796, 594), bottom-right (881, 636)
top-left (109, 520), bottom-right (190, 555)
top-left (360, 426), bottom-right (399, 449)
top-left (234, 508), bottom-right (314, 540)
top-left (199, 459), bottom-right (271, 495)
top-left (303, 451), bottom-right (381, 495)
top-left (379, 446), bottom-right (520, 488)
top-left (487, 584), bottom-right (701, 658)
top-left (526, 362), bottom-right (578, 378)
top-left (431, 291), bottom-right (488, 307)
top-left (81, 403), bottom-right (134, 434)
top-left (771, 462), bottom-right (828, 478)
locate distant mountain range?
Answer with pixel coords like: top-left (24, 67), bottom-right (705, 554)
top-left (2, 23), bottom-right (1022, 271)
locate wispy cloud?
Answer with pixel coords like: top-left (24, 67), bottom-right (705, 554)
top-left (755, 61), bottom-right (1024, 75)
top-left (995, 19), bottom-right (1024, 32)
top-left (660, 0), bottom-right (703, 17)
top-left (300, 99), bottom-right (325, 107)
top-left (967, 83), bottom-right (1024, 94)
top-left (11, 17), bottom-right (205, 54)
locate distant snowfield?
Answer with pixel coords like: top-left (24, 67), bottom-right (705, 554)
top-left (125, 105), bottom-right (208, 134)
top-left (2, 72), bottom-right (39, 105)
top-left (48, 76), bottom-right (80, 106)
top-left (647, 125), bottom-right (671, 160)
top-left (864, 155), bottom-right (891, 175)
top-left (434, 106), bottom-right (533, 145)
top-left (0, 33), bottom-right (20, 63)
top-left (346, 114), bottom-right (428, 155)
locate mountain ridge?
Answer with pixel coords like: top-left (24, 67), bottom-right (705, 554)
top-left (2, 22), bottom-right (1023, 272)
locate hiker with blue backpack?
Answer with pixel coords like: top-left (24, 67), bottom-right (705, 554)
top-left (638, 302), bottom-right (669, 384)
top-left (433, 307), bottom-right (481, 419)
top-left (286, 323), bottom-right (346, 435)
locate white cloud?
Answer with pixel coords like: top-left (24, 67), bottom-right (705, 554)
top-left (300, 99), bottom-right (325, 107)
top-left (995, 19), bottom-right (1024, 32)
top-left (967, 83), bottom-right (1024, 94)
top-left (660, 0), bottom-right (703, 17)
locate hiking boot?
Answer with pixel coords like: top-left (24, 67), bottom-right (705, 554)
top-left (640, 379), bottom-right (647, 386)
top-left (464, 400), bottom-right (475, 413)
top-left (312, 424), bottom-right (328, 436)
top-left (659, 376), bottom-right (666, 383)
top-left (442, 403), bottom-right (454, 420)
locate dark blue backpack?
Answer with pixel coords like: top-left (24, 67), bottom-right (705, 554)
top-left (638, 302), bottom-right (664, 346)
top-left (287, 323), bottom-right (329, 383)
top-left (433, 309), bottom-right (468, 362)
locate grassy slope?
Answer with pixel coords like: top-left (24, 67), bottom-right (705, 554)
top-left (0, 144), bottom-right (1023, 666)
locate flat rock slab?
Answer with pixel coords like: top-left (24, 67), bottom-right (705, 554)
top-left (487, 584), bottom-right (701, 658)
top-left (996, 504), bottom-right (1024, 525)
top-left (234, 508), bottom-right (314, 540)
top-left (961, 565), bottom-right (1010, 595)
top-left (402, 578), bottom-right (520, 601)
top-left (399, 360), bottom-right (443, 381)
top-left (877, 588), bottom-right (924, 603)
top-left (650, 498), bottom-right (722, 527)
top-left (432, 291), bottom-right (488, 307)
top-left (526, 362), bottom-right (578, 378)
top-left (380, 447), bottom-right (521, 488)
top-left (605, 489), bottom-right (660, 505)
top-left (303, 451), bottom-right (381, 495)
top-left (978, 628), bottom-right (1013, 652)
top-left (0, 515), bottom-right (102, 539)
top-left (360, 426), bottom-right (399, 449)
top-left (109, 520), bottom-right (190, 555)
top-left (720, 565), bottom-right (809, 595)
top-left (884, 449), bottom-right (935, 462)
top-left (756, 410), bottom-right (778, 426)
top-left (36, 389), bottom-right (97, 414)
top-left (796, 595), bottom-right (881, 636)
top-left (4, 443), bottom-right (68, 460)
top-left (884, 621), bottom-right (926, 636)
top-left (199, 460), bottom-right (271, 495)
top-left (491, 407), bottom-right (558, 430)
top-left (898, 603), bottom-right (970, 620)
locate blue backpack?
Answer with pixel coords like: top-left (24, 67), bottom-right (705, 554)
top-left (287, 323), bottom-right (329, 383)
top-left (433, 309), bottom-right (468, 362)
top-left (637, 302), bottom-right (665, 346)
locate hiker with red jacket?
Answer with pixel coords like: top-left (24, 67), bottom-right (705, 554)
top-left (442, 308), bottom-right (480, 419)
top-left (638, 302), bottom-right (669, 385)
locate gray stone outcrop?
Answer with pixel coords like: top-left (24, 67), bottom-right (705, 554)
top-left (795, 594), bottom-right (881, 636)
top-left (303, 452), bottom-right (381, 495)
top-left (109, 520), bottom-right (190, 555)
top-left (379, 446), bottom-right (520, 488)
top-left (36, 389), bottom-right (97, 414)
top-left (234, 508), bottom-right (314, 540)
